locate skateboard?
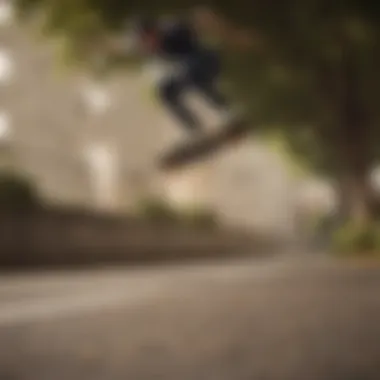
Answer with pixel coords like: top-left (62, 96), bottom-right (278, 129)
top-left (159, 119), bottom-right (250, 171)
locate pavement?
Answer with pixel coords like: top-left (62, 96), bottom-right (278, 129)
top-left (0, 254), bottom-right (380, 380)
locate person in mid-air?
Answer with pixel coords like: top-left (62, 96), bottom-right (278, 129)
top-left (107, 7), bottom-right (256, 138)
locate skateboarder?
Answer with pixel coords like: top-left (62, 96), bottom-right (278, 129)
top-left (111, 8), bottom-right (255, 136)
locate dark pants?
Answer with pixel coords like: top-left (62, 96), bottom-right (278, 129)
top-left (157, 50), bottom-right (230, 134)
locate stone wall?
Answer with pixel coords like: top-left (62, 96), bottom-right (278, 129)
top-left (0, 207), bottom-right (279, 269)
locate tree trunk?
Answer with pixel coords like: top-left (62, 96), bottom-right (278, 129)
top-left (337, 46), bottom-right (373, 226)
top-left (338, 169), bottom-right (371, 225)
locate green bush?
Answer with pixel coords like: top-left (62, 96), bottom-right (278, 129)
top-left (183, 208), bottom-right (218, 229)
top-left (137, 198), bottom-right (218, 228)
top-left (0, 171), bottom-right (40, 210)
top-left (332, 222), bottom-right (380, 256)
top-left (137, 198), bottom-right (179, 223)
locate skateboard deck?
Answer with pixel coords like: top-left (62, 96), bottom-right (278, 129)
top-left (159, 119), bottom-right (250, 171)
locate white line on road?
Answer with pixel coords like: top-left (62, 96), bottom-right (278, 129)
top-left (0, 283), bottom-right (165, 327)
top-left (0, 259), bottom-right (300, 327)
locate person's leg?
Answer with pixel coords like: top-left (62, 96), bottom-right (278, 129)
top-left (196, 75), bottom-right (242, 126)
top-left (190, 50), bottom-right (231, 111)
top-left (196, 80), bottom-right (230, 110)
top-left (157, 76), bottom-right (202, 135)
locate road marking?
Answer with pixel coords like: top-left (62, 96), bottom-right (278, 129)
top-left (0, 259), bottom-right (298, 327)
top-left (0, 283), bottom-right (165, 327)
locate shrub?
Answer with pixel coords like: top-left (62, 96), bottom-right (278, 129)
top-left (137, 198), bottom-right (218, 228)
top-left (137, 198), bottom-right (179, 223)
top-left (0, 171), bottom-right (40, 210)
top-left (183, 208), bottom-right (218, 229)
top-left (332, 221), bottom-right (380, 256)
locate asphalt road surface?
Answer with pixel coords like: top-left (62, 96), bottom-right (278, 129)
top-left (0, 254), bottom-right (380, 380)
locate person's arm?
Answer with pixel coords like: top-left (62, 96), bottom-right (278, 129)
top-left (191, 7), bottom-right (262, 50)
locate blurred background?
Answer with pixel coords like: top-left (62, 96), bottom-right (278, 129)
top-left (0, 1), bottom-right (380, 379)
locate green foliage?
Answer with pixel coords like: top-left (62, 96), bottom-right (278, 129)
top-left (182, 208), bottom-right (218, 228)
top-left (137, 197), bottom-right (218, 228)
top-left (0, 171), bottom-right (40, 210)
top-left (137, 197), bottom-right (179, 223)
top-left (332, 221), bottom-right (380, 256)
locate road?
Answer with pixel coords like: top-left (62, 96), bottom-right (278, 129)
top-left (0, 254), bottom-right (380, 380)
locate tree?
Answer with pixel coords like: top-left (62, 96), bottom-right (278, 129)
top-left (13, 0), bottom-right (380, 226)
